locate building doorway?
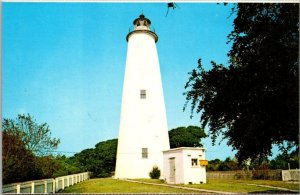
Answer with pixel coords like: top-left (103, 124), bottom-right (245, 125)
top-left (169, 157), bottom-right (175, 183)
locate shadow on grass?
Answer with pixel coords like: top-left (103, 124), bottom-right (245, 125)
top-left (249, 190), bottom-right (299, 194)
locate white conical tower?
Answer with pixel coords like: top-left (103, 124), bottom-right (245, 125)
top-left (115, 14), bottom-right (170, 179)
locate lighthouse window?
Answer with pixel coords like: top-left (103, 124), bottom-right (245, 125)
top-left (142, 148), bottom-right (148, 159)
top-left (140, 90), bottom-right (146, 99)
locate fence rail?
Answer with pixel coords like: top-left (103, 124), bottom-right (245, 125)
top-left (3, 172), bottom-right (90, 194)
top-left (207, 170), bottom-right (282, 180)
top-left (282, 169), bottom-right (299, 181)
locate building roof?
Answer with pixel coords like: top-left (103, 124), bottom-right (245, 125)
top-left (163, 147), bottom-right (206, 153)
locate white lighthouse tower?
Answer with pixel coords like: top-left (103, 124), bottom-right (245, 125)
top-left (115, 14), bottom-right (170, 179)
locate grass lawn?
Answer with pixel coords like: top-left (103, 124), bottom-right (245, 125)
top-left (60, 178), bottom-right (208, 193)
top-left (136, 179), bottom-right (299, 194)
top-left (60, 178), bottom-right (299, 193)
top-left (236, 179), bottom-right (299, 190)
top-left (185, 179), bottom-right (299, 194)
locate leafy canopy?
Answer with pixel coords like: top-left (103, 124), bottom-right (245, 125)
top-left (169, 126), bottom-right (207, 148)
top-left (2, 132), bottom-right (37, 184)
top-left (3, 114), bottom-right (60, 156)
top-left (72, 139), bottom-right (118, 178)
top-left (184, 3), bottom-right (299, 162)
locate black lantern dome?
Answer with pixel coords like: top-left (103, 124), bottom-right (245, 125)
top-left (126, 14), bottom-right (158, 43)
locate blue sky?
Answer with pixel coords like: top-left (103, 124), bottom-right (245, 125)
top-left (3, 2), bottom-right (246, 160)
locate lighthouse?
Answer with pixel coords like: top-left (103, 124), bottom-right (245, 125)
top-left (115, 14), bottom-right (170, 179)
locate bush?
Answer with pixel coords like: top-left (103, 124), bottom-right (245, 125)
top-left (149, 166), bottom-right (161, 179)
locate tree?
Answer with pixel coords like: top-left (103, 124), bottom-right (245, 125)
top-left (94, 139), bottom-right (118, 177)
top-left (2, 132), bottom-right (37, 184)
top-left (207, 158), bottom-right (222, 171)
top-left (184, 4), bottom-right (299, 162)
top-left (218, 157), bottom-right (239, 171)
top-left (72, 139), bottom-right (118, 178)
top-left (270, 149), bottom-right (299, 170)
top-left (34, 155), bottom-right (60, 179)
top-left (168, 126), bottom-right (207, 148)
top-left (3, 114), bottom-right (60, 156)
top-left (50, 155), bottom-right (83, 178)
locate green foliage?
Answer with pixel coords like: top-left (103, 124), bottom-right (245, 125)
top-left (2, 132), bottom-right (38, 184)
top-left (270, 149), bottom-right (299, 170)
top-left (207, 157), bottom-right (239, 171)
top-left (3, 114), bottom-right (60, 156)
top-left (51, 155), bottom-right (83, 177)
top-left (149, 166), bottom-right (161, 179)
top-left (208, 150), bottom-right (299, 172)
top-left (219, 157), bottom-right (239, 171)
top-left (184, 4), bottom-right (299, 162)
top-left (2, 114), bottom-right (83, 184)
top-left (72, 139), bottom-right (118, 178)
top-left (207, 158), bottom-right (222, 171)
top-left (169, 126), bottom-right (207, 148)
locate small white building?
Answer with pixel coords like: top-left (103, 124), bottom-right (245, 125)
top-left (163, 147), bottom-right (207, 184)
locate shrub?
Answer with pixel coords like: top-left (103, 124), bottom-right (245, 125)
top-left (149, 166), bottom-right (161, 179)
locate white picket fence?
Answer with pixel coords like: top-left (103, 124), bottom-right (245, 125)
top-left (3, 172), bottom-right (91, 194)
top-left (282, 169), bottom-right (299, 181)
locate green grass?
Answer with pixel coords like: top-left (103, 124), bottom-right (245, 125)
top-left (236, 179), bottom-right (299, 190)
top-left (60, 178), bottom-right (300, 194)
top-left (136, 179), bottom-right (299, 193)
top-left (134, 178), bottom-right (166, 184)
top-left (60, 178), bottom-right (207, 193)
top-left (183, 179), bottom-right (299, 193)
top-left (183, 179), bottom-right (299, 194)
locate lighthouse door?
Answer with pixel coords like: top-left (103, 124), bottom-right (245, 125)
top-left (169, 157), bottom-right (176, 183)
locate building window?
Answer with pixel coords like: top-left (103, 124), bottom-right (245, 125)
top-left (140, 90), bottom-right (146, 99)
top-left (142, 148), bottom-right (148, 159)
top-left (191, 158), bottom-right (198, 166)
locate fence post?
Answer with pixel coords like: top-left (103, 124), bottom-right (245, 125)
top-left (44, 180), bottom-right (47, 194)
top-left (52, 179), bottom-right (55, 193)
top-left (31, 182), bottom-right (35, 194)
top-left (16, 184), bottom-right (21, 193)
top-left (62, 177), bottom-right (65, 190)
top-left (56, 178), bottom-right (59, 192)
top-left (67, 176), bottom-right (70, 187)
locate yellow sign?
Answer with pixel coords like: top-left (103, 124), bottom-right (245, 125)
top-left (199, 160), bottom-right (208, 166)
